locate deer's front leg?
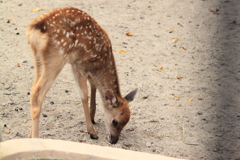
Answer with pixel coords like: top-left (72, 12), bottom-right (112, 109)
top-left (72, 70), bottom-right (98, 139)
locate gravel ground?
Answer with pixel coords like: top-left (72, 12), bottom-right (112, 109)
top-left (1, 0), bottom-right (240, 159)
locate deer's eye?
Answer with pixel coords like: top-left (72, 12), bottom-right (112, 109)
top-left (112, 120), bottom-right (118, 126)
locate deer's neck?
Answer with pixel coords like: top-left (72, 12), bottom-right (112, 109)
top-left (104, 60), bottom-right (121, 96)
top-left (91, 56), bottom-right (121, 98)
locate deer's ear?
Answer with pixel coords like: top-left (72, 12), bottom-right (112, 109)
top-left (124, 88), bottom-right (138, 103)
top-left (105, 90), bottom-right (117, 108)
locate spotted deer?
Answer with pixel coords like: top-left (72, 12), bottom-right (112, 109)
top-left (26, 7), bottom-right (137, 144)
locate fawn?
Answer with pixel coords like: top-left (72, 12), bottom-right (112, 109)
top-left (26, 7), bottom-right (138, 144)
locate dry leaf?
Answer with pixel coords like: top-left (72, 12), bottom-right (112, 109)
top-left (118, 50), bottom-right (128, 53)
top-left (17, 63), bottom-right (21, 67)
top-left (172, 38), bottom-right (178, 43)
top-left (156, 67), bottom-right (163, 71)
top-left (177, 76), bottom-right (184, 79)
top-left (177, 23), bottom-right (183, 27)
top-left (6, 130), bottom-right (10, 134)
top-left (32, 8), bottom-right (44, 12)
top-left (188, 99), bottom-right (193, 102)
top-left (168, 30), bottom-right (174, 33)
top-left (182, 46), bottom-right (187, 50)
top-left (126, 32), bottom-right (132, 36)
top-left (174, 96), bottom-right (180, 101)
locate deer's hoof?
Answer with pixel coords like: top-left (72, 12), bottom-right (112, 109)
top-left (91, 120), bottom-right (96, 124)
top-left (90, 133), bottom-right (99, 139)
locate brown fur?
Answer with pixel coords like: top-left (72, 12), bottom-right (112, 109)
top-left (27, 7), bottom-right (137, 144)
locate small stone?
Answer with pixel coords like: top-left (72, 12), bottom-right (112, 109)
top-left (146, 142), bottom-right (152, 147)
top-left (16, 32), bottom-right (20, 35)
top-left (19, 108), bottom-right (23, 110)
top-left (42, 113), bottom-right (48, 117)
top-left (27, 92), bottom-right (30, 95)
top-left (142, 95), bottom-right (149, 99)
top-left (4, 124), bottom-right (7, 127)
top-left (50, 101), bottom-right (54, 105)
top-left (23, 60), bottom-right (27, 63)
top-left (197, 111), bottom-right (203, 115)
top-left (15, 108), bottom-right (18, 111)
top-left (65, 90), bottom-right (69, 93)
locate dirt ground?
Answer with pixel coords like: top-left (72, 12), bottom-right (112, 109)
top-left (1, 0), bottom-right (240, 159)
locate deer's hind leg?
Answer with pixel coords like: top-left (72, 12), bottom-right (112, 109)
top-left (30, 47), bottom-right (67, 138)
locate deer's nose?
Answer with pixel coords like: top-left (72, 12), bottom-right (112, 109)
top-left (107, 134), bottom-right (119, 144)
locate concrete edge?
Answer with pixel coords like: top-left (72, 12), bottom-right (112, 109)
top-left (0, 138), bottom-right (186, 160)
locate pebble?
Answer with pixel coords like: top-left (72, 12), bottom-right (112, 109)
top-left (146, 141), bottom-right (152, 147)
top-left (50, 101), bottom-right (54, 105)
top-left (197, 111), bottom-right (203, 115)
top-left (42, 113), bottom-right (48, 117)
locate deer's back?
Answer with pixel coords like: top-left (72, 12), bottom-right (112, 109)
top-left (27, 7), bottom-right (113, 70)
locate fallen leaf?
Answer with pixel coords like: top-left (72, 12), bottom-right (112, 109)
top-left (177, 76), bottom-right (184, 79)
top-left (125, 32), bottom-right (132, 36)
top-left (118, 50), bottom-right (128, 53)
top-left (182, 46), bottom-right (187, 50)
top-left (172, 38), bottom-right (178, 43)
top-left (188, 99), bottom-right (193, 102)
top-left (32, 8), bottom-right (44, 12)
top-left (156, 67), bottom-right (163, 71)
top-left (209, 9), bottom-right (220, 15)
top-left (168, 30), bottom-right (174, 33)
top-left (177, 23), bottom-right (183, 27)
top-left (192, 56), bottom-right (195, 60)
top-left (7, 19), bottom-right (12, 23)
top-left (17, 63), bottom-right (21, 67)
top-left (174, 96), bottom-right (180, 101)
top-left (6, 130), bottom-right (10, 134)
